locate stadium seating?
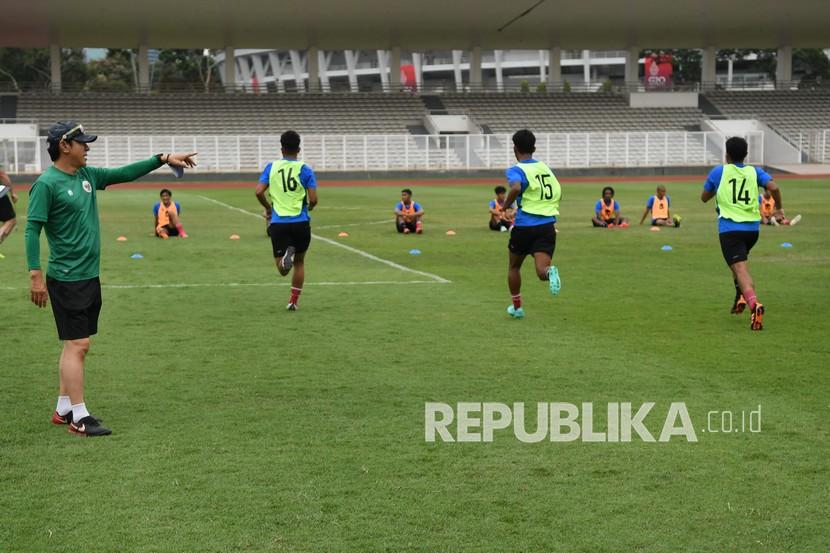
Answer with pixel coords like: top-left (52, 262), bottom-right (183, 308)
top-left (440, 93), bottom-right (705, 133)
top-left (704, 89), bottom-right (830, 144)
top-left (18, 91), bottom-right (708, 137)
top-left (16, 93), bottom-right (428, 135)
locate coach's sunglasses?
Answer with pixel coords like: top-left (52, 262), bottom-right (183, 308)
top-left (61, 124), bottom-right (85, 142)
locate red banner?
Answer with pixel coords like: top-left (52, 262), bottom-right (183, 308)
top-left (401, 64), bottom-right (417, 90)
top-left (644, 54), bottom-right (673, 90)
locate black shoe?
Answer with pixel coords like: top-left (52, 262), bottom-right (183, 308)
top-left (69, 416), bottom-right (112, 437)
top-left (280, 246), bottom-right (295, 272)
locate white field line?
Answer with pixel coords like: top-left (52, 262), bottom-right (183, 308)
top-left (0, 280), bottom-right (445, 291)
top-left (315, 219), bottom-right (393, 230)
top-left (197, 195), bottom-right (451, 284)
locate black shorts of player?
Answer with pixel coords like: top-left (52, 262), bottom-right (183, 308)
top-left (397, 220), bottom-right (417, 233)
top-left (719, 231), bottom-right (759, 266)
top-left (489, 219), bottom-right (510, 231)
top-left (509, 222), bottom-right (557, 257)
top-left (156, 225), bottom-right (179, 237)
top-left (270, 221), bottom-right (311, 258)
top-left (46, 277), bottom-right (102, 341)
top-left (592, 218), bottom-right (616, 227)
top-left (0, 195), bottom-right (15, 221)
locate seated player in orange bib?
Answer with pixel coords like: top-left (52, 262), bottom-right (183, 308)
top-left (395, 188), bottom-right (424, 234)
top-left (153, 188), bottom-right (188, 239)
top-left (592, 186), bottom-right (628, 227)
top-left (489, 185), bottom-right (515, 231)
top-left (760, 189), bottom-right (801, 226)
top-left (639, 185), bottom-right (681, 227)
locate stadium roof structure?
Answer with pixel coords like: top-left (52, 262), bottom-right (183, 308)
top-left (2, 0), bottom-right (829, 49)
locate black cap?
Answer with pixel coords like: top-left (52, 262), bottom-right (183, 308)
top-left (46, 121), bottom-right (97, 144)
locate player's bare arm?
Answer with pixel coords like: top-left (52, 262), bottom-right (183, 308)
top-left (503, 181), bottom-right (522, 210)
top-left (307, 188), bottom-right (318, 211)
top-left (701, 189), bottom-right (716, 203)
top-left (639, 206), bottom-right (650, 224)
top-left (255, 182), bottom-right (272, 215)
top-left (767, 181), bottom-right (784, 218)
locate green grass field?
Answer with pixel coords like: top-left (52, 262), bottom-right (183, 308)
top-left (2, 177), bottom-right (829, 552)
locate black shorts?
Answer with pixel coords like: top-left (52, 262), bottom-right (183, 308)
top-left (509, 223), bottom-right (556, 257)
top-left (719, 231), bottom-right (759, 266)
top-left (397, 220), bottom-right (417, 233)
top-left (270, 221), bottom-right (311, 258)
top-left (46, 277), bottom-right (102, 341)
top-left (156, 225), bottom-right (179, 237)
top-left (0, 195), bottom-right (14, 222)
top-left (489, 219), bottom-right (510, 231)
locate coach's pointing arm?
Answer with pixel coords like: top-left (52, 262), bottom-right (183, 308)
top-left (86, 153), bottom-right (197, 188)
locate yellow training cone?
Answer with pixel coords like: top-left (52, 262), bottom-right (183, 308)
top-left (116, 236), bottom-right (127, 241)
top-left (446, 230), bottom-right (456, 236)
top-left (229, 234), bottom-right (241, 240)
top-left (338, 231), bottom-right (349, 237)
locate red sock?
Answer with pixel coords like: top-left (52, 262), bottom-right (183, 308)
top-left (290, 287), bottom-right (302, 305)
top-left (744, 289), bottom-right (757, 311)
top-left (175, 223), bottom-right (185, 234)
top-left (511, 294), bottom-right (522, 309)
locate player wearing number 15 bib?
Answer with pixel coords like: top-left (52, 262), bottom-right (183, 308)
top-left (701, 136), bottom-right (783, 331)
top-left (255, 130), bottom-right (319, 311)
top-left (502, 130), bottom-right (562, 319)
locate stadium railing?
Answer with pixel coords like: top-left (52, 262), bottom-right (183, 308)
top-left (2, 80), bottom-right (820, 95)
top-left (1, 131), bottom-right (769, 174)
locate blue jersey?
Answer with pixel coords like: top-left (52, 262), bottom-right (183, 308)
top-left (505, 160), bottom-right (557, 227)
top-left (703, 164), bottom-right (772, 233)
top-left (396, 201), bottom-right (422, 212)
top-left (259, 160), bottom-right (318, 223)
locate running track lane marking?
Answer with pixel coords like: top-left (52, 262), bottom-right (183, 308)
top-left (196, 195), bottom-right (452, 284)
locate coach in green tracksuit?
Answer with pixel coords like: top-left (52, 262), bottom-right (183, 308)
top-left (26, 121), bottom-right (197, 437)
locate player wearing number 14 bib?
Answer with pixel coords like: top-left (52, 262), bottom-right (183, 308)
top-left (701, 136), bottom-right (784, 331)
top-left (255, 130), bottom-right (319, 311)
top-left (502, 130), bottom-right (562, 318)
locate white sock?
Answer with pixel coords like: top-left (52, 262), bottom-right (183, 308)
top-left (71, 403), bottom-right (90, 422)
top-left (56, 395), bottom-right (72, 415)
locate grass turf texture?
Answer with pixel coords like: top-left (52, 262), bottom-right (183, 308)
top-left (1, 178), bottom-right (829, 552)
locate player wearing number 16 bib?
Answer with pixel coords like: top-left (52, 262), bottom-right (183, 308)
top-left (255, 130), bottom-right (318, 311)
top-left (701, 136), bottom-right (784, 331)
top-left (502, 130), bottom-right (562, 319)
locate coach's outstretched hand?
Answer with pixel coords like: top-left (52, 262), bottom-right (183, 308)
top-left (167, 152), bottom-right (198, 169)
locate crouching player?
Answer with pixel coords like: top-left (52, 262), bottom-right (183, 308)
top-left (395, 189), bottom-right (423, 234)
top-left (592, 186), bottom-right (629, 227)
top-left (153, 189), bottom-right (188, 238)
top-left (760, 189), bottom-right (801, 226)
top-left (639, 185), bottom-right (681, 227)
top-left (489, 186), bottom-right (515, 231)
